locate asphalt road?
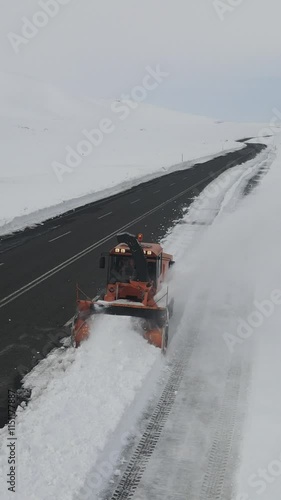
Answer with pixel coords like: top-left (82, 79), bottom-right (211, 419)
top-left (0, 142), bottom-right (265, 428)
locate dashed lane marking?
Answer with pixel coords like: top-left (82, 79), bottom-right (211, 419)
top-left (98, 212), bottom-right (112, 220)
top-left (0, 166), bottom-right (239, 309)
top-left (49, 231), bottom-right (71, 243)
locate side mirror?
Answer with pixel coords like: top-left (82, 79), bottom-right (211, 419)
top-left (99, 256), bottom-right (106, 269)
top-left (169, 260), bottom-right (175, 268)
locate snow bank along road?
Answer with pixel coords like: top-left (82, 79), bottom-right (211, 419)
top-left (0, 142), bottom-right (264, 429)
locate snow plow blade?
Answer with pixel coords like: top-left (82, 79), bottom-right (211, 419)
top-left (92, 302), bottom-right (167, 327)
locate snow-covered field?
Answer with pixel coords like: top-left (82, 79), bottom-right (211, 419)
top-left (165, 138), bottom-right (281, 500)
top-left (232, 142), bottom-right (281, 500)
top-left (0, 72), bottom-right (269, 235)
top-left (1, 137), bottom-right (281, 499)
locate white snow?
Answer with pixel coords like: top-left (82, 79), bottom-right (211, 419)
top-left (1, 104), bottom-right (280, 498)
top-left (232, 139), bottom-right (281, 500)
top-left (96, 299), bottom-right (145, 307)
top-left (0, 67), bottom-right (281, 500)
top-left (0, 316), bottom-right (160, 500)
top-left (0, 72), bottom-right (268, 235)
top-left (163, 137), bottom-right (281, 500)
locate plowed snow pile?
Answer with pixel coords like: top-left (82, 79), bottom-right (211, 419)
top-left (232, 140), bottom-right (281, 500)
top-left (164, 137), bottom-right (281, 500)
top-left (0, 317), bottom-right (159, 500)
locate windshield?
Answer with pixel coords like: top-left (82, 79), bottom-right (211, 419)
top-left (109, 256), bottom-right (137, 283)
top-left (147, 261), bottom-right (156, 282)
top-left (109, 256), bottom-right (157, 283)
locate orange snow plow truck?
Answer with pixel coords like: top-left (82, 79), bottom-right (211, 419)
top-left (72, 232), bottom-right (175, 352)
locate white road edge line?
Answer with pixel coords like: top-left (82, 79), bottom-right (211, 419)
top-left (49, 231), bottom-right (71, 243)
top-left (130, 199), bottom-right (141, 204)
top-left (98, 211), bottom-right (112, 220)
top-left (0, 178), bottom-right (210, 309)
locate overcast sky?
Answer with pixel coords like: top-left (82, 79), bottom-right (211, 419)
top-left (1, 0), bottom-right (281, 121)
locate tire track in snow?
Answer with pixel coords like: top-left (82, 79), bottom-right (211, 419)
top-left (200, 359), bottom-right (251, 500)
top-left (109, 332), bottom-right (198, 500)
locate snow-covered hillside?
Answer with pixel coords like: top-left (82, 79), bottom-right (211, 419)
top-left (0, 72), bottom-right (267, 235)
